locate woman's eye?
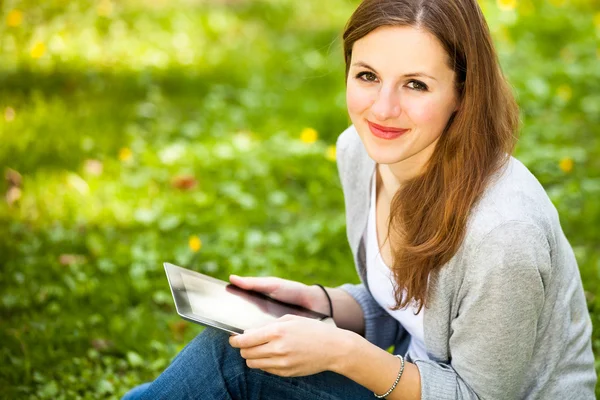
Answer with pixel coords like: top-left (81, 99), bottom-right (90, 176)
top-left (356, 71), bottom-right (378, 82)
top-left (407, 80), bottom-right (428, 91)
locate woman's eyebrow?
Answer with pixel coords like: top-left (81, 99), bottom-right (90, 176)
top-left (351, 61), bottom-right (438, 81)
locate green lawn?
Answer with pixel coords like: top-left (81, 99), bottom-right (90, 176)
top-left (1, 0), bottom-right (599, 398)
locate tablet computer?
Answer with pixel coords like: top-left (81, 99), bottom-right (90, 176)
top-left (163, 262), bottom-right (334, 335)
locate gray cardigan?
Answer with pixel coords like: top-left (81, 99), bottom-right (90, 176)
top-left (335, 126), bottom-right (596, 399)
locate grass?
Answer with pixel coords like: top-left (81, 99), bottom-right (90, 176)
top-left (1, 0), bottom-right (599, 398)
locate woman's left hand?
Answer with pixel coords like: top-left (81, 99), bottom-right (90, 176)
top-left (229, 314), bottom-right (352, 377)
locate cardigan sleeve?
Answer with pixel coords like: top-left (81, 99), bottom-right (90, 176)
top-left (414, 221), bottom-right (549, 400)
top-left (338, 283), bottom-right (405, 350)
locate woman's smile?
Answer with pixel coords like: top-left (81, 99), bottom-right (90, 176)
top-left (367, 120), bottom-right (410, 140)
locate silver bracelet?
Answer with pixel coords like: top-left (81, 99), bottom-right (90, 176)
top-left (374, 354), bottom-right (405, 399)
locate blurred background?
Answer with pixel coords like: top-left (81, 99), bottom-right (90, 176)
top-left (0, 0), bottom-right (598, 398)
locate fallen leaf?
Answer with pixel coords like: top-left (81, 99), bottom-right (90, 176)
top-left (59, 254), bottom-right (87, 266)
top-left (171, 175), bottom-right (198, 191)
top-left (6, 187), bottom-right (21, 206)
top-left (83, 159), bottom-right (103, 176)
top-left (4, 107), bottom-right (16, 122)
top-left (91, 338), bottom-right (114, 352)
top-left (169, 320), bottom-right (188, 342)
top-left (5, 168), bottom-right (22, 187)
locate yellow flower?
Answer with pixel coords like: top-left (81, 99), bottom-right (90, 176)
top-left (556, 85), bottom-right (572, 102)
top-left (118, 147), bottom-right (132, 162)
top-left (300, 128), bottom-right (318, 144)
top-left (6, 10), bottom-right (23, 27)
top-left (559, 157), bottom-right (573, 173)
top-left (325, 145), bottom-right (336, 162)
top-left (497, 0), bottom-right (517, 11)
top-left (189, 235), bottom-right (202, 252)
top-left (30, 42), bottom-right (46, 59)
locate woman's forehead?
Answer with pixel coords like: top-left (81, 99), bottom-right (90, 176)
top-left (351, 25), bottom-right (453, 80)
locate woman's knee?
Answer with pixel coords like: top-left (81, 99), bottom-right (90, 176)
top-left (161, 328), bottom-right (245, 381)
top-left (121, 382), bottom-right (152, 400)
top-left (185, 327), bottom-right (237, 363)
top-left (140, 328), bottom-right (247, 399)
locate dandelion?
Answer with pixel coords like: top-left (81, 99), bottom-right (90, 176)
top-left (30, 42), bottom-right (46, 59)
top-left (325, 145), bottom-right (336, 162)
top-left (4, 107), bottom-right (15, 122)
top-left (559, 157), bottom-right (573, 173)
top-left (300, 127), bottom-right (318, 144)
top-left (118, 147), bottom-right (132, 162)
top-left (556, 85), bottom-right (572, 102)
top-left (497, 0), bottom-right (517, 11)
top-left (6, 10), bottom-right (23, 27)
top-left (189, 235), bottom-right (202, 252)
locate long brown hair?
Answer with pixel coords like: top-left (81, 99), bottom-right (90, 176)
top-left (343, 0), bottom-right (519, 311)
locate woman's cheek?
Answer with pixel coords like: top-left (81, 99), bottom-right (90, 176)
top-left (346, 83), bottom-right (373, 117)
top-left (401, 97), bottom-right (440, 126)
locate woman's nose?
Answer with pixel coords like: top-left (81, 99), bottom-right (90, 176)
top-left (371, 87), bottom-right (401, 121)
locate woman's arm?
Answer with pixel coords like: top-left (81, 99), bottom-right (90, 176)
top-left (332, 330), bottom-right (422, 400)
top-left (305, 285), bottom-right (365, 335)
top-left (230, 314), bottom-right (421, 399)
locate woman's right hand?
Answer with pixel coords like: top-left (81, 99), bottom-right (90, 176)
top-left (228, 275), bottom-right (329, 314)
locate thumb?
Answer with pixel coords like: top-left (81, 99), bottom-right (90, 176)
top-left (276, 314), bottom-right (298, 322)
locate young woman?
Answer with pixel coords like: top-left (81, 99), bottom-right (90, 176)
top-left (124, 0), bottom-right (596, 398)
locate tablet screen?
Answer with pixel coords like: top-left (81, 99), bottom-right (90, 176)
top-left (164, 263), bottom-right (328, 333)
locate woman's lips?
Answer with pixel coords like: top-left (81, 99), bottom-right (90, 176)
top-left (368, 121), bottom-right (409, 140)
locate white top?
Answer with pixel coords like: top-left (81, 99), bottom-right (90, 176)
top-left (365, 170), bottom-right (429, 361)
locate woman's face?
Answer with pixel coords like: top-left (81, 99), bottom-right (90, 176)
top-left (346, 25), bottom-right (459, 175)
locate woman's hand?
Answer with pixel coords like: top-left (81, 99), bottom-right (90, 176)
top-left (228, 314), bottom-right (353, 377)
top-left (229, 275), bottom-right (330, 315)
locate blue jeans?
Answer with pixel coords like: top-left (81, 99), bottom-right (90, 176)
top-left (122, 328), bottom-right (372, 400)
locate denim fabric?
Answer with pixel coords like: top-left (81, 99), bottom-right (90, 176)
top-left (122, 328), bottom-right (372, 400)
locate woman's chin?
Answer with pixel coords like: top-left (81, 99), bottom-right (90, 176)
top-left (363, 143), bottom-right (405, 165)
